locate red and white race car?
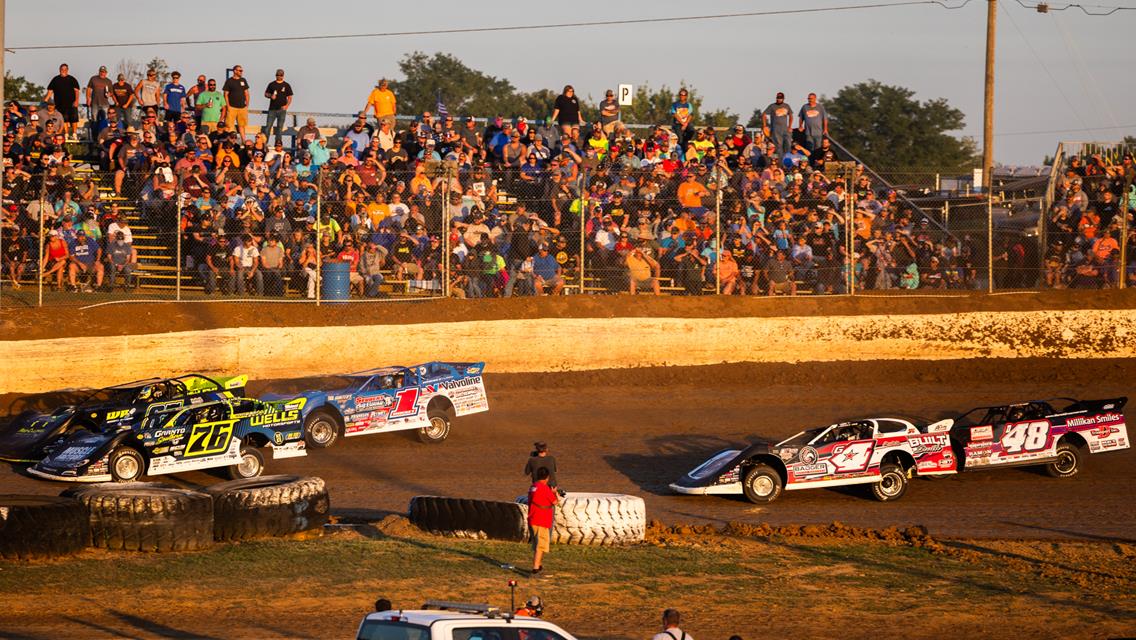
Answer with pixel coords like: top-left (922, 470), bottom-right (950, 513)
top-left (671, 416), bottom-right (957, 503)
top-left (950, 397), bottom-right (1128, 477)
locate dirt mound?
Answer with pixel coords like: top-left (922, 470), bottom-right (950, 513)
top-left (645, 519), bottom-right (945, 552)
top-left (4, 289), bottom-right (1135, 342)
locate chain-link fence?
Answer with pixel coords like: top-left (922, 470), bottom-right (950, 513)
top-left (2, 130), bottom-right (1131, 308)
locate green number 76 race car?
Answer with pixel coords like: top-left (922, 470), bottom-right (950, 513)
top-left (28, 395), bottom-right (309, 483)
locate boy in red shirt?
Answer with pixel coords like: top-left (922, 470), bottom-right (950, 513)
top-left (527, 467), bottom-right (558, 576)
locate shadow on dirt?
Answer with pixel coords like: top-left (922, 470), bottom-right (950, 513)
top-left (998, 521), bottom-right (1136, 543)
top-left (603, 433), bottom-right (750, 496)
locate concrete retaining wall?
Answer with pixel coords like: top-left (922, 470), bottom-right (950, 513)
top-left (2, 309), bottom-right (1134, 393)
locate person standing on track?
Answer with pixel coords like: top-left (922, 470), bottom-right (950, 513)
top-left (524, 441), bottom-right (558, 488)
top-left (527, 467), bottom-right (558, 577)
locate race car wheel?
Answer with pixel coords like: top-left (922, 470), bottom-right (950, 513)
top-left (1046, 442), bottom-right (1082, 478)
top-left (742, 464), bottom-right (783, 504)
top-left (303, 411), bottom-right (339, 449)
top-left (418, 411), bottom-right (451, 444)
top-left (228, 445), bottom-right (264, 480)
top-left (109, 447), bottom-right (145, 482)
top-left (871, 463), bottom-right (909, 502)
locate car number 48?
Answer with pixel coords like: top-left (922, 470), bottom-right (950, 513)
top-left (1000, 421), bottom-right (1049, 453)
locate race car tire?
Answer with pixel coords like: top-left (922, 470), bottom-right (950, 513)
top-left (408, 496), bottom-right (527, 542)
top-left (108, 447), bottom-right (145, 482)
top-left (227, 445), bottom-right (264, 480)
top-left (871, 463), bottom-right (909, 502)
top-left (742, 465), bottom-right (783, 504)
top-left (517, 492), bottom-right (647, 546)
top-left (418, 408), bottom-right (452, 444)
top-left (0, 495), bottom-right (88, 559)
top-left (59, 483), bottom-right (213, 552)
top-left (1046, 442), bottom-right (1082, 478)
top-left (303, 410), bottom-right (340, 449)
top-left (206, 475), bottom-right (330, 542)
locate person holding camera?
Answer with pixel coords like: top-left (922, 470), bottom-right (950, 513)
top-left (524, 441), bottom-right (558, 488)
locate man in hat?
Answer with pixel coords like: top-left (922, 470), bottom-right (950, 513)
top-left (763, 91), bottom-right (794, 158)
top-left (524, 441), bottom-right (559, 488)
top-left (85, 65), bottom-right (113, 126)
top-left (263, 69), bottom-right (294, 147)
top-left (364, 78), bottom-right (397, 130)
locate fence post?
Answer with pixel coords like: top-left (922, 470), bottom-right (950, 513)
top-left (578, 169), bottom-right (588, 294)
top-left (1121, 173), bottom-right (1131, 289)
top-left (987, 188), bottom-right (994, 293)
top-left (714, 187), bottom-right (721, 295)
top-left (175, 193), bottom-right (183, 301)
top-left (37, 179), bottom-right (46, 307)
top-left (442, 165), bottom-right (450, 298)
top-left (441, 164), bottom-right (450, 298)
top-left (315, 166), bottom-right (322, 306)
top-left (943, 201), bottom-right (950, 233)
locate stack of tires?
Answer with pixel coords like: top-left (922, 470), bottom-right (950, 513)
top-left (0, 475), bottom-right (330, 558)
top-left (409, 492), bottom-right (646, 546)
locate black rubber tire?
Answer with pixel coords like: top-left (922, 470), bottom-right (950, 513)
top-left (1046, 442), bottom-right (1082, 478)
top-left (871, 463), bottom-right (909, 502)
top-left (227, 445), bottom-right (264, 480)
top-left (60, 483), bottom-right (213, 552)
top-left (417, 408), bottom-right (452, 444)
top-left (205, 475), bottom-right (330, 542)
top-left (108, 447), bottom-right (145, 482)
top-left (408, 496), bottom-right (526, 542)
top-left (0, 495), bottom-right (89, 559)
top-left (303, 410), bottom-right (340, 449)
top-left (742, 464), bottom-right (783, 504)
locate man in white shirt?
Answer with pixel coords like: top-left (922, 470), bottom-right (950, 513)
top-left (231, 233), bottom-right (263, 296)
top-left (651, 609), bottom-right (692, 640)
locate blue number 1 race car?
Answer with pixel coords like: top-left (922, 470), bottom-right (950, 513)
top-left (266, 361), bottom-right (489, 449)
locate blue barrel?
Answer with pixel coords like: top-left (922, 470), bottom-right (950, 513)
top-left (320, 261), bottom-right (351, 301)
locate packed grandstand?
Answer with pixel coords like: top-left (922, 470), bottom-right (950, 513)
top-left (1, 64), bottom-right (1133, 300)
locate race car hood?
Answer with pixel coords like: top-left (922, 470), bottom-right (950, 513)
top-left (671, 443), bottom-right (773, 490)
top-left (0, 410), bottom-right (76, 462)
top-left (31, 429), bottom-right (121, 479)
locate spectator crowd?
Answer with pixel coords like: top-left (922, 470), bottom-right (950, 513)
top-left (4, 61), bottom-right (1127, 299)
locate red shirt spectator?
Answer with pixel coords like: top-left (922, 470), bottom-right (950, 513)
top-left (527, 480), bottom-right (557, 529)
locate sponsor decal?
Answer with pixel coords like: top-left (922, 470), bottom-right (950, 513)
top-left (1090, 425), bottom-right (1119, 439)
top-left (790, 463), bottom-right (828, 476)
top-left (971, 426), bottom-right (994, 441)
top-left (467, 367), bottom-right (481, 374)
top-left (1066, 416), bottom-right (1096, 428)
top-left (938, 458), bottom-right (953, 468)
top-left (286, 431), bottom-right (301, 440)
top-left (908, 434), bottom-right (948, 456)
top-left (273, 432), bottom-right (284, 445)
top-left (249, 409), bottom-right (300, 427)
top-left (829, 441), bottom-right (875, 473)
top-left (54, 446), bottom-right (96, 463)
top-left (436, 376), bottom-right (482, 391)
top-left (355, 394), bottom-right (393, 411)
top-left (106, 408), bottom-right (134, 421)
top-left (799, 446), bottom-right (818, 465)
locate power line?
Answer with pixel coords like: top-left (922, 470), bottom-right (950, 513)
top-left (7, 1), bottom-right (974, 51)
top-left (995, 123), bottom-right (1136, 136)
top-left (1013, 0), bottom-right (1136, 15)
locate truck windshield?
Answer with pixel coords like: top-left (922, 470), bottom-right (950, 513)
top-left (357, 620), bottom-right (429, 640)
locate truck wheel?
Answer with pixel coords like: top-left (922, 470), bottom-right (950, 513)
top-left (1046, 442), bottom-right (1082, 478)
top-left (871, 463), bottom-right (908, 502)
top-left (228, 445), bottom-right (264, 480)
top-left (418, 410), bottom-right (451, 444)
top-left (109, 447), bottom-right (145, 482)
top-left (742, 464), bottom-right (783, 504)
top-left (303, 410), bottom-right (339, 449)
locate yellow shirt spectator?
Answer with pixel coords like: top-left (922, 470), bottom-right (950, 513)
top-left (366, 83), bottom-right (397, 118)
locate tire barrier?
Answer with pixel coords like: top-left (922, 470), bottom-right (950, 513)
top-left (0, 495), bottom-right (89, 559)
top-left (518, 492), bottom-right (647, 546)
top-left (206, 475), bottom-right (330, 542)
top-left (408, 496), bottom-right (528, 542)
top-left (60, 483), bottom-right (214, 552)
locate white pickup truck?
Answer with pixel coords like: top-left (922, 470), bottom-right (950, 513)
top-left (357, 601), bottom-right (577, 640)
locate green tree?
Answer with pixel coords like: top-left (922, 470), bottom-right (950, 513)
top-left (825, 79), bottom-right (978, 171)
top-left (4, 72), bottom-right (46, 102)
top-left (391, 52), bottom-right (529, 119)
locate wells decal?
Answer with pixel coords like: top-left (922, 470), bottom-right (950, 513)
top-left (250, 410), bottom-right (299, 427)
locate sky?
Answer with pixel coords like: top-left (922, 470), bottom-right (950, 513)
top-left (4, 0), bottom-right (1134, 166)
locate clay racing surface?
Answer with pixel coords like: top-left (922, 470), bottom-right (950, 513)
top-left (2, 358), bottom-right (1133, 540)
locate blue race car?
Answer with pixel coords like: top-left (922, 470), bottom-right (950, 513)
top-left (0, 374), bottom-right (248, 464)
top-left (29, 395), bottom-right (308, 483)
top-left (267, 362), bottom-right (489, 449)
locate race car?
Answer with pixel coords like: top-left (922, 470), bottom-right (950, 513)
top-left (950, 397), bottom-right (1128, 477)
top-left (0, 374), bottom-right (248, 463)
top-left (265, 361), bottom-right (488, 448)
top-left (28, 395), bottom-right (307, 483)
top-left (670, 416), bottom-right (957, 503)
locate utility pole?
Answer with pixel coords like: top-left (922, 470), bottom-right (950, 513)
top-left (982, 0), bottom-right (997, 191)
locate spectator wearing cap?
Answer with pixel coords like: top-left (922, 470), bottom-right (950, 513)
top-left (798, 93), bottom-right (829, 153)
top-left (763, 91), bottom-right (794, 158)
top-left (599, 89), bottom-right (621, 135)
top-left (524, 441), bottom-right (559, 488)
top-left (110, 73), bottom-right (136, 126)
top-left (195, 78), bottom-right (224, 133)
top-left (358, 239), bottom-right (388, 297)
top-left (85, 65), bottom-right (113, 127)
top-left (670, 89), bottom-right (695, 158)
top-left (364, 79), bottom-right (397, 130)
top-left (262, 69), bottom-right (294, 147)
top-left (258, 235), bottom-right (286, 296)
top-left (551, 85), bottom-right (584, 135)
top-left (627, 241), bottom-right (662, 295)
top-left (134, 68), bottom-right (162, 124)
top-left (105, 230), bottom-right (138, 291)
top-left (162, 71), bottom-right (187, 123)
top-left (68, 228), bottom-right (104, 292)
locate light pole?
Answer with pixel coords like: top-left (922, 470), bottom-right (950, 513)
top-left (982, 0), bottom-right (997, 192)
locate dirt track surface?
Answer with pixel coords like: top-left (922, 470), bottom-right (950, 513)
top-left (2, 288), bottom-right (1136, 341)
top-left (2, 359), bottom-right (1133, 541)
